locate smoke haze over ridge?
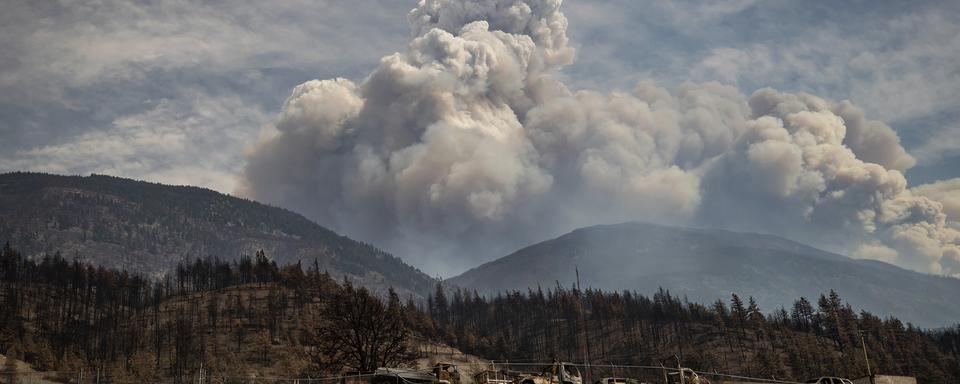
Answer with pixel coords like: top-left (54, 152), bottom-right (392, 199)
top-left (237, 0), bottom-right (960, 278)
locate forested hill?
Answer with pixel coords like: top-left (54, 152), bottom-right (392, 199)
top-left (2, 244), bottom-right (957, 382)
top-left (449, 222), bottom-right (960, 328)
top-left (0, 172), bottom-right (435, 297)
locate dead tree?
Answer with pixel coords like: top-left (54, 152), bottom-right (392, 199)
top-left (310, 283), bottom-right (414, 373)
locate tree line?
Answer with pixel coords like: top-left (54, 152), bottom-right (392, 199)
top-left (1, 242), bottom-right (959, 383)
top-left (415, 283), bottom-right (960, 382)
top-left (0, 244), bottom-right (414, 383)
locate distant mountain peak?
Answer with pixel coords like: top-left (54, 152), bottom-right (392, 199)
top-left (449, 221), bottom-right (960, 328)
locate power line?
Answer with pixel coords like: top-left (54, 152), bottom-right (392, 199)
top-left (2, 359), bottom-right (817, 384)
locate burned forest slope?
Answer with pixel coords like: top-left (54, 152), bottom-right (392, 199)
top-left (0, 172), bottom-right (435, 297)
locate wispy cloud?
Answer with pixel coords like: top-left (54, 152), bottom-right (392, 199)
top-left (0, 89), bottom-right (268, 192)
top-left (911, 123), bottom-right (960, 166)
top-left (0, 0), bottom-right (413, 191)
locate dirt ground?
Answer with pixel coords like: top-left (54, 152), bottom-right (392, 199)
top-left (0, 354), bottom-right (64, 383)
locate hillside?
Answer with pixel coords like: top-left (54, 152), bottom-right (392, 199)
top-left (448, 222), bottom-right (960, 328)
top-left (0, 172), bottom-right (435, 297)
top-left (0, 245), bottom-right (487, 383)
top-left (3, 244), bottom-right (958, 382)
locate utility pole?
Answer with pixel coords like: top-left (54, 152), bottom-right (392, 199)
top-left (575, 265), bottom-right (593, 384)
top-left (857, 330), bottom-right (874, 384)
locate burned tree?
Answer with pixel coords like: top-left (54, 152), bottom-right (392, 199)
top-left (310, 283), bottom-right (413, 373)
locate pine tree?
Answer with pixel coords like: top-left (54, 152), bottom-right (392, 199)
top-left (747, 296), bottom-right (766, 340)
top-left (434, 282), bottom-right (449, 330)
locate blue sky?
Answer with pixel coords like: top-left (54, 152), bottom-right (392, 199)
top-left (1, 0), bottom-right (956, 191)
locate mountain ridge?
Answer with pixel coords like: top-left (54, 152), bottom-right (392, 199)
top-left (449, 221), bottom-right (960, 328)
top-left (0, 171), bottom-right (436, 298)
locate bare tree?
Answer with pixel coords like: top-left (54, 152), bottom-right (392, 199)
top-left (311, 283), bottom-right (414, 373)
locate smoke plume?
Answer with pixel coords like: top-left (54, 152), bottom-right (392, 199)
top-left (240, 0), bottom-right (960, 277)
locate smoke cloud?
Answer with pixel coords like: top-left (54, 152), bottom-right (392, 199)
top-left (240, 0), bottom-right (960, 277)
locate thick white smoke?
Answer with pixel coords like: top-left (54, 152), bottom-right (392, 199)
top-left (240, 0), bottom-right (960, 277)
